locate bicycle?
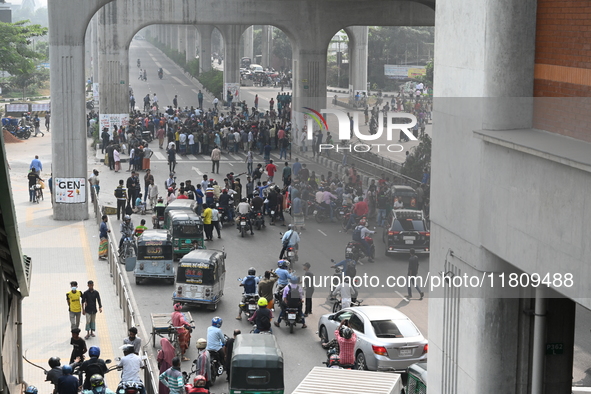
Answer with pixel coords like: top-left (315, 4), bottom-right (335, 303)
top-left (331, 296), bottom-right (363, 313)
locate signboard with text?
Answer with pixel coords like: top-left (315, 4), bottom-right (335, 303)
top-left (55, 178), bottom-right (86, 204)
top-left (384, 65), bottom-right (426, 79)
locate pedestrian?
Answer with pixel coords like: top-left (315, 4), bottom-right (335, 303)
top-left (245, 149), bottom-right (253, 176)
top-left (123, 327), bottom-right (142, 355)
top-left (282, 161), bottom-right (291, 187)
top-left (157, 339), bottom-right (176, 394)
top-left (254, 94), bottom-right (258, 109)
top-left (198, 90), bottom-right (204, 109)
top-left (114, 180), bottom-right (127, 220)
top-left (30, 155), bottom-right (43, 172)
top-left (211, 145), bottom-right (221, 174)
top-left (407, 248), bottom-right (424, 300)
top-left (173, 95), bottom-right (178, 109)
top-left (211, 205), bottom-right (221, 239)
top-left (265, 160), bottom-right (277, 183)
top-left (81, 280), bottom-right (102, 339)
top-left (157, 126), bottom-right (166, 150)
top-left (167, 143), bottom-right (177, 173)
top-left (113, 146), bottom-right (121, 172)
top-left (144, 169), bottom-right (154, 203)
top-left (66, 281), bottom-right (82, 330)
top-left (202, 204), bottom-right (213, 241)
top-left (159, 357), bottom-right (184, 394)
top-left (33, 115), bottom-right (44, 137)
top-left (98, 215), bottom-right (110, 260)
top-left (88, 169), bottom-right (100, 202)
top-left (45, 111), bottom-right (50, 131)
top-left (69, 328), bottom-right (87, 364)
top-left (302, 262), bottom-right (314, 316)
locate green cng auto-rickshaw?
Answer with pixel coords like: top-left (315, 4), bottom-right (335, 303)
top-left (229, 334), bottom-right (284, 394)
top-left (162, 199), bottom-right (199, 229)
top-left (165, 210), bottom-right (204, 259)
top-left (133, 230), bottom-right (175, 285)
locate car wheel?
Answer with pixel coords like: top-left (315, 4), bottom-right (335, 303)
top-left (319, 325), bottom-right (328, 344)
top-left (356, 351), bottom-right (368, 370)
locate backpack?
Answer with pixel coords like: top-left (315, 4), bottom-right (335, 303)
top-left (352, 226), bottom-right (363, 242)
top-left (346, 260), bottom-right (357, 278)
top-left (115, 187), bottom-right (124, 199)
top-left (243, 276), bottom-right (256, 294)
top-left (286, 284), bottom-right (301, 308)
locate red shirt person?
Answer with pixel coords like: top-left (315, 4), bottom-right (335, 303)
top-left (265, 160), bottom-right (277, 183)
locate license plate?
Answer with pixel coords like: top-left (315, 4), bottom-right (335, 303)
top-left (339, 211), bottom-right (344, 215)
top-left (405, 240), bottom-right (414, 244)
top-left (287, 251), bottom-right (295, 256)
top-left (190, 286), bottom-right (199, 290)
top-left (288, 313), bottom-right (296, 319)
top-left (403, 236), bottom-right (416, 240)
top-left (248, 304), bottom-right (256, 310)
top-left (399, 349), bottom-right (412, 357)
top-left (240, 221), bottom-right (246, 225)
top-left (313, 210), bottom-right (318, 215)
top-left (152, 262), bottom-right (158, 266)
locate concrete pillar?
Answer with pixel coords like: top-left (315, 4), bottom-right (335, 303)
top-left (98, 3), bottom-right (129, 118)
top-left (178, 25), bottom-right (185, 56)
top-left (243, 25), bottom-right (254, 61)
top-left (261, 25), bottom-right (271, 68)
top-left (91, 15), bottom-right (99, 84)
top-left (48, 4), bottom-right (90, 220)
top-left (197, 25), bottom-right (213, 73)
top-left (186, 25), bottom-right (196, 64)
top-left (171, 25), bottom-right (179, 52)
top-left (219, 25), bottom-right (247, 87)
top-left (85, 22), bottom-right (92, 80)
top-left (347, 26), bottom-right (368, 94)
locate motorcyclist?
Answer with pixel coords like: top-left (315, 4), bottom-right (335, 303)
top-left (275, 260), bottom-right (293, 287)
top-left (152, 197), bottom-right (166, 228)
top-left (345, 197), bottom-right (368, 231)
top-left (236, 198), bottom-right (253, 235)
top-left (248, 297), bottom-right (273, 333)
top-left (185, 374), bottom-right (210, 393)
top-left (206, 317), bottom-right (227, 367)
top-left (80, 346), bottom-right (108, 390)
top-left (250, 194), bottom-right (265, 226)
top-left (321, 188), bottom-right (338, 221)
top-left (46, 357), bottom-right (80, 394)
top-left (352, 218), bottom-right (375, 262)
top-left (83, 374), bottom-right (116, 394)
top-left (258, 271), bottom-right (278, 309)
top-left (236, 267), bottom-right (260, 320)
top-left (25, 385), bottom-right (38, 394)
top-left (331, 277), bottom-right (358, 310)
top-left (218, 189), bottom-right (234, 221)
top-left (193, 339), bottom-right (212, 389)
top-left (334, 321), bottom-right (356, 368)
top-left (58, 365), bottom-right (79, 394)
top-left (119, 215), bottom-right (135, 254)
top-left (279, 224), bottom-right (300, 260)
top-left (274, 275), bottom-right (307, 329)
top-left (118, 344), bottom-right (145, 394)
top-left (171, 303), bottom-right (192, 361)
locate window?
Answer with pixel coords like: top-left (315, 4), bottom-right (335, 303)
top-left (246, 370), bottom-right (270, 385)
top-left (390, 219), bottom-right (426, 232)
top-left (371, 319), bottom-right (420, 338)
top-left (138, 245), bottom-right (173, 260)
top-left (335, 311), bottom-right (353, 322)
top-left (349, 313), bottom-right (365, 333)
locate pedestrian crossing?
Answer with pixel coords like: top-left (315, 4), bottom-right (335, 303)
top-left (148, 150), bottom-right (288, 163)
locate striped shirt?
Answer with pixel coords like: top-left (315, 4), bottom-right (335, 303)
top-left (159, 367), bottom-right (184, 394)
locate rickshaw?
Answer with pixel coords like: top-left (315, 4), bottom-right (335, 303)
top-left (229, 334), bottom-right (284, 394)
top-left (165, 210), bottom-right (204, 259)
top-left (172, 249), bottom-right (226, 310)
top-left (133, 230), bottom-right (175, 285)
top-left (404, 362), bottom-right (427, 394)
top-left (163, 199), bottom-right (199, 229)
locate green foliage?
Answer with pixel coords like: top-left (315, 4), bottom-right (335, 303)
top-left (401, 134), bottom-right (431, 182)
top-left (198, 69), bottom-right (223, 98)
top-left (0, 20), bottom-right (48, 76)
top-left (185, 59), bottom-right (200, 78)
top-left (417, 59), bottom-right (433, 87)
top-left (272, 29), bottom-right (292, 67)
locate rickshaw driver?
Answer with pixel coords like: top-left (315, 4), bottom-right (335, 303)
top-left (152, 197), bottom-right (166, 228)
top-left (206, 317), bottom-right (227, 367)
top-left (119, 215), bottom-right (135, 253)
top-left (236, 267), bottom-right (260, 320)
top-left (171, 304), bottom-right (192, 361)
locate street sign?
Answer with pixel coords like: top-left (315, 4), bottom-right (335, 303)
top-left (55, 178), bottom-right (86, 204)
top-left (545, 343), bottom-right (564, 355)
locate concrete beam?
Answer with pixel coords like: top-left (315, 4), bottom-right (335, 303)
top-left (345, 26), bottom-right (368, 94)
top-left (196, 25), bottom-right (213, 73)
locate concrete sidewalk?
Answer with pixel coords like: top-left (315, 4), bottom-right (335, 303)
top-left (6, 140), bottom-right (140, 391)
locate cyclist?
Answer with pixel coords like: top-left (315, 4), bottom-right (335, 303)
top-left (171, 303), bottom-right (192, 361)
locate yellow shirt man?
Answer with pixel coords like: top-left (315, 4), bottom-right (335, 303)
top-left (66, 282), bottom-right (82, 330)
top-left (202, 207), bottom-right (212, 225)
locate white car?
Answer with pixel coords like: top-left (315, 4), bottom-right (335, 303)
top-left (317, 305), bottom-right (428, 371)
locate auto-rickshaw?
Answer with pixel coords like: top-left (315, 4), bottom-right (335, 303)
top-left (165, 210), bottom-right (204, 259)
top-left (172, 249), bottom-right (226, 310)
top-left (163, 199), bottom-right (199, 229)
top-left (229, 334), bottom-right (284, 394)
top-left (133, 230), bottom-right (175, 285)
top-left (405, 362), bottom-right (427, 393)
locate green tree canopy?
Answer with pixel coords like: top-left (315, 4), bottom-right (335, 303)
top-left (0, 20), bottom-right (47, 76)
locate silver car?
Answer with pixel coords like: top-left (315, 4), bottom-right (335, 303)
top-left (317, 306), bottom-right (428, 371)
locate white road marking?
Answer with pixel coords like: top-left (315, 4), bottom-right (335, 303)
top-left (164, 69), bottom-right (171, 75)
top-left (172, 76), bottom-right (188, 87)
top-left (186, 155), bottom-right (198, 160)
top-left (318, 229), bottom-right (328, 236)
top-left (395, 291), bottom-right (409, 301)
top-left (228, 163), bottom-right (234, 166)
top-left (154, 152), bottom-right (166, 160)
top-left (192, 166), bottom-right (203, 175)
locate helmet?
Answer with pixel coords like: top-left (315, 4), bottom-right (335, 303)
top-left (329, 354), bottom-right (340, 366)
top-left (194, 375), bottom-right (206, 387)
top-left (359, 218), bottom-right (366, 226)
top-left (173, 303), bottom-right (183, 311)
top-left (24, 386), bottom-right (38, 394)
top-left (287, 224), bottom-right (294, 230)
top-left (196, 338), bottom-right (207, 349)
top-left (157, 197), bottom-right (163, 202)
top-left (168, 187), bottom-right (173, 192)
top-left (277, 260), bottom-right (289, 269)
top-left (89, 346), bottom-right (100, 357)
top-left (248, 267), bottom-right (256, 276)
top-left (124, 215), bottom-right (131, 221)
top-left (340, 327), bottom-right (353, 339)
top-left (121, 344), bottom-right (135, 355)
top-left (258, 297), bottom-right (268, 307)
top-left (90, 375), bottom-right (105, 388)
top-left (48, 356), bottom-right (61, 368)
top-left (212, 317), bottom-right (223, 328)
top-left (290, 275), bottom-right (300, 284)
top-left (62, 365), bottom-right (73, 375)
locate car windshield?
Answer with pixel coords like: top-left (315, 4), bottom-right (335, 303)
top-left (390, 219), bottom-right (426, 232)
top-left (371, 319), bottom-right (420, 338)
top-left (172, 224), bottom-right (202, 237)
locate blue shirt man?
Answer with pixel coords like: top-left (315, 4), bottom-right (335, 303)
top-left (206, 326), bottom-right (225, 352)
top-left (292, 159), bottom-right (302, 178)
top-left (30, 156), bottom-right (42, 172)
top-left (275, 267), bottom-right (294, 286)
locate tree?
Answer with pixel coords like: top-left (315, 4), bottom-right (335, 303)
top-left (272, 29), bottom-right (292, 69)
top-left (0, 20), bottom-right (47, 76)
top-left (401, 134), bottom-right (431, 182)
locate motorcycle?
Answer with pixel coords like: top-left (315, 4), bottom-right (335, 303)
top-left (284, 245), bottom-right (298, 266)
top-left (209, 335), bottom-right (229, 384)
top-left (216, 204), bottom-right (232, 226)
top-left (284, 307), bottom-right (302, 334)
top-left (158, 70), bottom-right (163, 80)
top-left (119, 236), bottom-right (137, 263)
top-left (314, 202), bottom-right (337, 223)
top-left (141, 129), bottom-right (153, 143)
top-left (238, 280), bottom-right (259, 320)
top-left (345, 235), bottom-right (375, 262)
top-left (252, 208), bottom-right (265, 230)
top-left (238, 214), bottom-right (251, 237)
top-left (153, 215), bottom-right (164, 229)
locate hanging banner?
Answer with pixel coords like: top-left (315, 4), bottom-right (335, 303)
top-left (224, 83), bottom-right (240, 102)
top-left (99, 114), bottom-right (129, 137)
top-left (55, 178), bottom-right (86, 203)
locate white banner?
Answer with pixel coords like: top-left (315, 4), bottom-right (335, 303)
top-left (99, 114), bottom-right (129, 137)
top-left (55, 178), bottom-right (86, 203)
top-left (224, 83), bottom-right (240, 102)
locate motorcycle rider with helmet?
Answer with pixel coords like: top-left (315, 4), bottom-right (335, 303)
top-left (236, 267), bottom-right (260, 320)
top-left (185, 375), bottom-right (210, 394)
top-left (193, 339), bottom-right (212, 389)
top-left (58, 365), bottom-right (79, 394)
top-left (119, 215), bottom-right (135, 254)
top-left (279, 224), bottom-right (300, 260)
top-left (117, 344), bottom-right (145, 394)
top-left (352, 218), bottom-right (375, 262)
top-left (83, 375), bottom-right (116, 394)
top-left (334, 319), bottom-right (357, 368)
top-left (248, 297), bottom-right (273, 333)
top-left (46, 356), bottom-right (80, 394)
top-left (206, 317), bottom-right (227, 367)
top-left (80, 346), bottom-right (108, 389)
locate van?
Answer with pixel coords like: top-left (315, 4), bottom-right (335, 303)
top-left (249, 64), bottom-right (265, 74)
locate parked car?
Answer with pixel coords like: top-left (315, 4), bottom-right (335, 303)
top-left (317, 306), bottom-right (428, 371)
top-left (383, 209), bottom-right (430, 255)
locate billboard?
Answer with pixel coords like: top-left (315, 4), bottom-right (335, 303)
top-left (384, 65), bottom-right (426, 79)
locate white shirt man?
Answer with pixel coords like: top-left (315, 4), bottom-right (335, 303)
top-left (119, 352), bottom-right (144, 383)
top-left (188, 133), bottom-right (195, 146)
top-left (237, 201), bottom-right (250, 215)
top-left (332, 279), bottom-right (358, 309)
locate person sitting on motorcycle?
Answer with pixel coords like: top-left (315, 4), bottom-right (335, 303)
top-left (236, 198), bottom-right (253, 234)
top-left (58, 365), bottom-right (79, 394)
top-left (80, 346), bottom-right (108, 390)
top-left (118, 345), bottom-right (145, 394)
top-left (258, 270), bottom-right (278, 309)
top-left (274, 275), bottom-right (307, 328)
top-left (249, 297), bottom-right (273, 333)
top-left (352, 219), bottom-right (375, 263)
top-left (236, 267), bottom-right (260, 320)
top-left (334, 320), bottom-right (357, 368)
top-left (119, 215), bottom-right (135, 254)
top-left (134, 219), bottom-right (148, 238)
top-left (46, 356), bottom-right (80, 394)
top-left (331, 277), bottom-right (358, 310)
top-left (171, 303), bottom-right (192, 361)
top-left (345, 197), bottom-right (368, 232)
top-left (206, 317), bottom-right (226, 367)
top-left (275, 260), bottom-right (293, 287)
top-left (321, 189), bottom-right (338, 222)
top-left (152, 197), bottom-right (166, 228)
top-left (84, 374), bottom-right (116, 394)
top-left (279, 224), bottom-right (300, 260)
top-left (193, 339), bottom-right (212, 389)
top-left (250, 194), bottom-right (265, 225)
top-left (185, 374), bottom-right (210, 394)
top-left (218, 189), bottom-right (234, 221)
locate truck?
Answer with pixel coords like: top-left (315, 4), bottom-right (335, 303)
top-left (292, 366), bottom-right (403, 394)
